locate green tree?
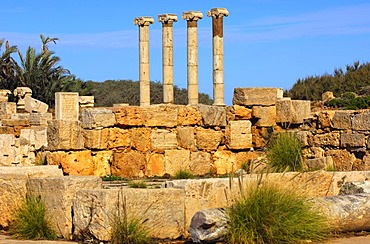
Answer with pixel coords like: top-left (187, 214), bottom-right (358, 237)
top-left (0, 39), bottom-right (18, 94)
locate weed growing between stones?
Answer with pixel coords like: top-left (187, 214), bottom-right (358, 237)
top-left (173, 169), bottom-right (195, 179)
top-left (128, 181), bottom-right (148, 188)
top-left (110, 193), bottom-right (151, 244)
top-left (10, 194), bottom-right (56, 240)
top-left (266, 132), bottom-right (304, 172)
top-left (227, 180), bottom-right (329, 244)
top-left (102, 175), bottom-right (126, 181)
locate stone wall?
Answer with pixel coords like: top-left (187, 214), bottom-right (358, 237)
top-left (2, 88), bottom-right (370, 176)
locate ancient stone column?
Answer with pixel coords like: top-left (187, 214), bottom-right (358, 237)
top-left (207, 8), bottom-right (229, 106)
top-left (134, 16), bottom-right (154, 107)
top-left (182, 11), bottom-right (203, 105)
top-left (158, 14), bottom-right (178, 104)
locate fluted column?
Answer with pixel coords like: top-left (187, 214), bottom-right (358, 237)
top-left (134, 16), bottom-right (154, 106)
top-left (182, 11), bottom-right (203, 105)
top-left (207, 8), bottom-right (228, 106)
top-left (158, 14), bottom-right (178, 104)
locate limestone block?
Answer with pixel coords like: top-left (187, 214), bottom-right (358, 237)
top-left (0, 89), bottom-right (11, 102)
top-left (252, 106), bottom-right (276, 126)
top-left (27, 176), bottom-right (102, 239)
top-left (79, 96), bottom-right (94, 108)
top-left (2, 118), bottom-right (30, 127)
top-left (151, 129), bottom-right (177, 152)
top-left (46, 150), bottom-right (94, 176)
top-left (305, 156), bottom-right (334, 171)
top-left (55, 92), bottom-right (79, 121)
top-left (332, 110), bottom-right (353, 130)
top-left (352, 111), bottom-right (370, 131)
top-left (145, 153), bottom-right (165, 177)
top-left (177, 105), bottom-right (202, 126)
top-left (196, 128), bottom-right (223, 151)
top-left (0, 102), bottom-right (16, 116)
top-left (251, 126), bottom-right (275, 148)
top-left (317, 110), bottom-right (336, 128)
top-left (231, 105), bottom-right (252, 120)
top-left (47, 120), bottom-right (84, 151)
top-left (313, 132), bottom-right (340, 147)
top-left (322, 91), bottom-right (335, 102)
top-left (190, 151), bottom-right (212, 175)
top-left (73, 188), bottom-right (185, 241)
top-left (142, 104), bottom-right (177, 127)
top-left (0, 134), bottom-right (16, 166)
top-left (0, 166), bottom-right (63, 228)
top-left (339, 181), bottom-right (370, 195)
top-left (165, 149), bottom-right (190, 175)
top-left (213, 150), bottom-right (236, 174)
top-left (81, 108), bottom-right (116, 129)
top-left (29, 112), bottom-right (52, 126)
top-left (325, 149), bottom-right (356, 171)
top-left (197, 104), bottom-right (227, 127)
top-left (83, 128), bottom-right (109, 149)
top-left (225, 120), bottom-right (253, 150)
top-left (131, 127), bottom-right (151, 152)
top-left (276, 100), bottom-right (311, 124)
top-left (111, 150), bottom-right (145, 178)
top-left (20, 128), bottom-right (48, 150)
top-left (110, 106), bottom-right (143, 126)
top-left (233, 87), bottom-right (283, 106)
top-left (296, 131), bottom-right (310, 147)
top-left (340, 132), bottom-right (366, 148)
top-left (107, 127), bottom-right (131, 149)
top-left (24, 96), bottom-right (48, 113)
top-left (92, 151), bottom-right (112, 177)
top-left (177, 127), bottom-right (196, 150)
top-left (235, 151), bottom-right (262, 170)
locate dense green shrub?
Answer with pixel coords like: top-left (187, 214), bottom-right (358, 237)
top-left (173, 169), bottom-right (195, 179)
top-left (266, 132), bottom-right (303, 172)
top-left (128, 181), bottom-right (148, 189)
top-left (227, 183), bottom-right (329, 244)
top-left (10, 195), bottom-right (56, 240)
top-left (102, 175), bottom-right (126, 181)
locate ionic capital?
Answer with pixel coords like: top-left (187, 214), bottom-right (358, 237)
top-left (182, 11), bottom-right (203, 22)
top-left (134, 16), bottom-right (154, 26)
top-left (207, 8), bottom-right (229, 18)
top-left (158, 14), bottom-right (178, 24)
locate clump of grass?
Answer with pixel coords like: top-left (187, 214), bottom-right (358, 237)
top-left (102, 174), bottom-right (126, 181)
top-left (173, 169), bottom-right (194, 179)
top-left (111, 195), bottom-right (150, 244)
top-left (266, 132), bottom-right (303, 172)
top-left (227, 183), bottom-right (329, 244)
top-left (128, 181), bottom-right (148, 189)
top-left (10, 195), bottom-right (56, 240)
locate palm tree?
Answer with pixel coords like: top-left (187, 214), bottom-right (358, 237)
top-left (0, 39), bottom-right (19, 92)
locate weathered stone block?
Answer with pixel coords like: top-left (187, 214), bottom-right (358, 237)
top-left (0, 134), bottom-right (16, 166)
top-left (27, 176), bottom-right (102, 239)
top-left (29, 112), bottom-right (52, 126)
top-left (177, 127), bottom-right (195, 150)
top-left (142, 105), bottom-right (177, 127)
top-left (226, 120), bottom-right (253, 150)
top-left (228, 105), bottom-right (252, 121)
top-left (55, 92), bottom-right (79, 121)
top-left (81, 108), bottom-right (116, 129)
top-left (197, 104), bottom-right (227, 127)
top-left (131, 127), bottom-right (151, 152)
top-left (47, 120), bottom-right (84, 151)
top-left (252, 106), bottom-right (276, 126)
top-left (190, 151), bottom-right (212, 175)
top-left (151, 129), bottom-right (177, 152)
top-left (46, 150), bottom-right (94, 175)
top-left (0, 102), bottom-right (16, 116)
top-left (325, 149), bottom-right (356, 171)
top-left (352, 111), bottom-right (370, 131)
top-left (305, 156), bottom-right (334, 171)
top-left (213, 150), bottom-right (236, 175)
top-left (24, 96), bottom-right (48, 113)
top-left (79, 96), bottom-right (94, 108)
top-left (316, 110), bottom-right (336, 129)
top-left (178, 105), bottom-right (202, 126)
top-left (108, 127), bottom-right (131, 149)
top-left (20, 128), bottom-right (48, 150)
top-left (233, 87), bottom-right (283, 106)
top-left (145, 153), bottom-right (165, 177)
top-left (332, 110), bottom-right (353, 130)
top-left (73, 188), bottom-right (185, 241)
top-left (83, 128), bottom-right (109, 149)
top-left (111, 150), bottom-right (145, 178)
top-left (165, 149), bottom-right (191, 175)
top-left (0, 89), bottom-right (11, 102)
top-left (196, 128), bottom-right (223, 151)
top-left (2, 118), bottom-right (30, 127)
top-left (110, 106), bottom-right (143, 126)
top-left (276, 100), bottom-right (311, 124)
top-left (313, 132), bottom-right (340, 147)
top-left (92, 151), bottom-right (112, 176)
top-left (340, 133), bottom-right (366, 148)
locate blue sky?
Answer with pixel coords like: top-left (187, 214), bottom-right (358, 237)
top-left (1, 1), bottom-right (370, 105)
